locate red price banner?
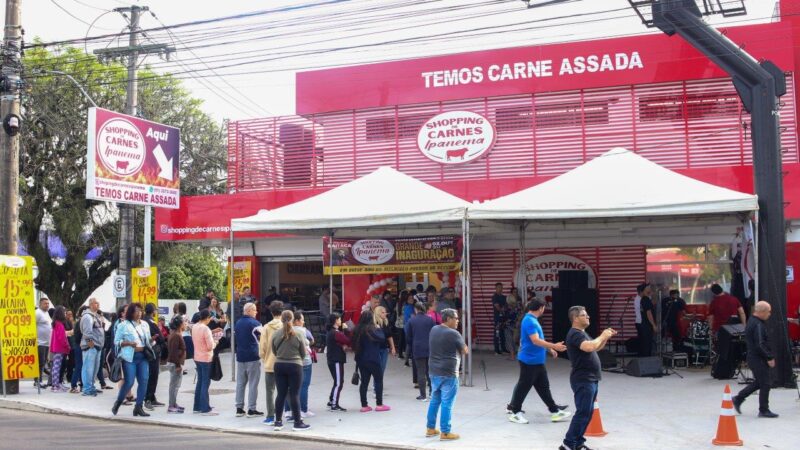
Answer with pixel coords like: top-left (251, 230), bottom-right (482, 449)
top-left (0, 255), bottom-right (40, 380)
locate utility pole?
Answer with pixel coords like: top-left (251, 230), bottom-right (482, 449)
top-left (0, 0), bottom-right (22, 256)
top-left (0, 0), bottom-right (22, 397)
top-left (95, 6), bottom-right (172, 308)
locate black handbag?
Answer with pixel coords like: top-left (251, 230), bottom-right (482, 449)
top-left (210, 353), bottom-right (223, 381)
top-left (108, 345), bottom-right (124, 383)
top-left (351, 365), bottom-right (360, 385)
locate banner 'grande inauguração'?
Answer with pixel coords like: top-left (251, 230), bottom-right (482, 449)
top-left (322, 236), bottom-right (462, 275)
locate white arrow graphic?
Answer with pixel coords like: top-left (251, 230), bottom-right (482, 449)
top-left (152, 144), bottom-right (173, 181)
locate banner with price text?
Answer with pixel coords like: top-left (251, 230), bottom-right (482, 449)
top-left (0, 255), bottom-right (39, 380)
top-left (229, 260), bottom-right (252, 297)
top-left (131, 267), bottom-right (159, 309)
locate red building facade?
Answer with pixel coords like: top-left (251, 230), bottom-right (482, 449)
top-left (157, 6), bottom-right (800, 342)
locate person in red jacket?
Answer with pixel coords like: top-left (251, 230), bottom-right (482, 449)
top-left (707, 284), bottom-right (746, 336)
top-left (49, 306), bottom-right (71, 392)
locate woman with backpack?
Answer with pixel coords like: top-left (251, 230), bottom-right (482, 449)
top-left (353, 310), bottom-right (390, 413)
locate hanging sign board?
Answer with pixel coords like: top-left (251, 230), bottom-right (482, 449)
top-left (131, 267), bottom-right (159, 305)
top-left (87, 107), bottom-right (181, 209)
top-left (0, 255), bottom-right (40, 380)
top-left (229, 260), bottom-right (252, 296)
top-left (323, 236), bottom-right (462, 275)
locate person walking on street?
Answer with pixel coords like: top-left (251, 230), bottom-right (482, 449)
top-left (80, 298), bottom-right (105, 397)
top-left (406, 302), bottom-right (435, 400)
top-left (560, 306), bottom-right (616, 450)
top-left (143, 303), bottom-right (165, 409)
top-left (48, 306), bottom-right (71, 392)
top-left (507, 299), bottom-right (570, 424)
top-left (353, 311), bottom-right (391, 412)
top-left (35, 297), bottom-right (52, 388)
top-left (166, 315), bottom-right (187, 414)
top-left (111, 303), bottom-right (152, 417)
top-left (425, 308), bottom-right (468, 441)
top-left (283, 311), bottom-right (315, 419)
top-left (192, 310), bottom-right (218, 416)
top-left (271, 310), bottom-right (311, 432)
top-left (733, 301), bottom-right (779, 418)
top-left (235, 303), bottom-right (263, 418)
top-left (325, 312), bottom-right (350, 412)
top-left (259, 300), bottom-right (285, 425)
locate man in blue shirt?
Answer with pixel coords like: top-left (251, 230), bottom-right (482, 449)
top-left (507, 298), bottom-right (571, 424)
top-left (234, 303), bottom-right (263, 418)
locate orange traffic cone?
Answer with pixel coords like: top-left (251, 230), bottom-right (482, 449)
top-left (584, 398), bottom-right (608, 437)
top-left (712, 384), bottom-right (743, 446)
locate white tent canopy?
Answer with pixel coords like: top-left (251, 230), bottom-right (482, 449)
top-left (469, 147), bottom-right (758, 221)
top-left (231, 166), bottom-right (471, 237)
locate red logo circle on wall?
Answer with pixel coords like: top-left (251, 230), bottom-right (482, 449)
top-left (417, 111), bottom-right (496, 165)
top-left (96, 117), bottom-right (146, 177)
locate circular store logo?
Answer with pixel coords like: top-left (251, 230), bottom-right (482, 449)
top-left (351, 239), bottom-right (395, 265)
top-left (136, 268), bottom-right (152, 278)
top-left (96, 118), bottom-right (146, 177)
top-left (417, 110), bottom-right (496, 165)
top-left (1, 256), bottom-right (26, 268)
top-left (517, 254), bottom-right (596, 302)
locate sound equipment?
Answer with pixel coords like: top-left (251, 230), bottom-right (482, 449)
top-left (626, 357), bottom-right (663, 377)
top-left (598, 349), bottom-right (618, 369)
top-left (712, 358), bottom-right (737, 379)
top-left (717, 323), bottom-right (746, 363)
top-left (558, 270), bottom-right (589, 289)
top-left (551, 288), bottom-right (598, 343)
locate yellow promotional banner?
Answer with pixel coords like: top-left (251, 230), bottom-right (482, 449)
top-left (131, 267), bottom-right (159, 312)
top-left (229, 260), bottom-right (252, 296)
top-left (0, 255), bottom-right (39, 380)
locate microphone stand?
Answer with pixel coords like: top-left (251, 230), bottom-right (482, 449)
top-left (605, 295), bottom-right (633, 374)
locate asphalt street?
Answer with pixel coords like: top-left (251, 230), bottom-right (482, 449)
top-left (0, 408), bottom-right (375, 450)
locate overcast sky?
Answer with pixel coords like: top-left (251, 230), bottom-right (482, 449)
top-left (22, 0), bottom-right (779, 122)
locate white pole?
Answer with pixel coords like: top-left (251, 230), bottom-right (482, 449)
top-left (329, 231), bottom-right (335, 316)
top-left (519, 221), bottom-right (528, 304)
top-left (460, 215), bottom-right (467, 386)
top-left (229, 228), bottom-right (236, 382)
top-left (465, 217), bottom-right (473, 387)
top-left (144, 206), bottom-right (151, 267)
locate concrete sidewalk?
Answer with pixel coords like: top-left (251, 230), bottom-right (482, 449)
top-left (1, 352), bottom-right (798, 450)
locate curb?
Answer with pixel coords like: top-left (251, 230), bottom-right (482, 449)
top-left (0, 399), bottom-right (415, 450)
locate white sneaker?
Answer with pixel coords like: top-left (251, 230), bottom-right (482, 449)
top-left (508, 412), bottom-right (529, 424)
top-left (301, 411), bottom-right (315, 418)
top-left (551, 410), bottom-right (572, 422)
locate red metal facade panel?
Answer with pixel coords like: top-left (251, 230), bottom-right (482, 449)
top-left (228, 76), bottom-right (798, 193)
top-left (470, 247), bottom-right (646, 345)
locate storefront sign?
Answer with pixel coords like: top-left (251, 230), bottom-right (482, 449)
top-left (296, 23), bottom-right (792, 114)
top-left (417, 111), bottom-right (496, 164)
top-left (0, 255), bottom-right (39, 380)
top-left (87, 107), bottom-right (181, 209)
top-left (518, 254), bottom-right (596, 301)
top-left (131, 267), bottom-right (159, 306)
top-left (230, 260), bottom-right (252, 295)
top-left (323, 236), bottom-right (462, 275)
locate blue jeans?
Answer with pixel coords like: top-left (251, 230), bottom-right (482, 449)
top-left (379, 348), bottom-right (389, 373)
top-left (564, 381), bottom-right (599, 449)
top-left (194, 361), bottom-right (212, 413)
top-left (116, 352), bottom-right (149, 408)
top-left (71, 346), bottom-right (83, 389)
top-left (427, 375), bottom-right (459, 433)
top-left (81, 347), bottom-right (101, 394)
top-left (285, 364), bottom-right (312, 413)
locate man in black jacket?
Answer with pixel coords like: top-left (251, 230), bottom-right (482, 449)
top-left (144, 303), bottom-right (166, 409)
top-left (733, 301), bottom-right (778, 418)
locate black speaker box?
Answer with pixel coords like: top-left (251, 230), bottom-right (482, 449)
top-left (626, 357), bottom-right (663, 377)
top-left (597, 349), bottom-right (618, 369)
top-left (551, 288), bottom-right (598, 344)
top-left (558, 270), bottom-right (589, 289)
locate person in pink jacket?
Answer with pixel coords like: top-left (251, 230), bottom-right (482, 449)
top-left (49, 306), bottom-right (72, 392)
top-left (192, 310), bottom-right (218, 415)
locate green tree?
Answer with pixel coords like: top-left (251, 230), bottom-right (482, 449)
top-left (19, 45), bottom-right (227, 312)
top-left (156, 246), bottom-right (226, 301)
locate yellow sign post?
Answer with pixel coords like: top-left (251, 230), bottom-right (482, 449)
top-left (230, 260), bottom-right (252, 297)
top-left (0, 255), bottom-right (40, 381)
top-left (132, 267), bottom-right (159, 307)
